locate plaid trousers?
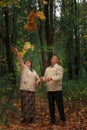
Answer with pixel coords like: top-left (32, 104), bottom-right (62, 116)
top-left (20, 90), bottom-right (35, 121)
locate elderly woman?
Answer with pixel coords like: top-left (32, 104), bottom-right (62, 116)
top-left (12, 47), bottom-right (40, 124)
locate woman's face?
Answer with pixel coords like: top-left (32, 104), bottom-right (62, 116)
top-left (25, 60), bottom-right (31, 68)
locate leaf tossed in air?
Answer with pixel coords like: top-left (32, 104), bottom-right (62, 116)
top-left (31, 44), bottom-right (34, 51)
top-left (36, 11), bottom-right (46, 20)
top-left (20, 42), bottom-right (34, 57)
top-left (27, 10), bottom-right (37, 20)
top-left (27, 18), bottom-right (37, 32)
top-left (24, 10), bottom-right (46, 32)
top-left (24, 11), bottom-right (37, 32)
top-left (43, 0), bottom-right (48, 5)
top-left (24, 42), bottom-right (31, 50)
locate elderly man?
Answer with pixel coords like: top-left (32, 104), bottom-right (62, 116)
top-left (40, 56), bottom-right (66, 124)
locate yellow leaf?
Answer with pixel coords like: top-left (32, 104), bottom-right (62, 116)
top-left (24, 24), bottom-right (29, 30)
top-left (36, 11), bottom-right (46, 20)
top-left (24, 42), bottom-right (31, 50)
top-left (20, 49), bottom-right (26, 55)
top-left (20, 42), bottom-right (34, 57)
top-left (31, 44), bottom-right (34, 51)
top-left (22, 49), bottom-right (27, 54)
top-left (43, 0), bottom-right (48, 5)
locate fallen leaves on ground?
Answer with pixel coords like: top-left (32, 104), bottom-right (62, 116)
top-left (0, 97), bottom-right (87, 130)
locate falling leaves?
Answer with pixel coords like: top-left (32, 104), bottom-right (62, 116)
top-left (24, 10), bottom-right (46, 32)
top-left (43, 0), bottom-right (48, 5)
top-left (37, 11), bottom-right (46, 20)
top-left (24, 19), bottom-right (37, 32)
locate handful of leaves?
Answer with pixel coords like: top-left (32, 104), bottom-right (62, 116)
top-left (12, 42), bottom-right (34, 57)
top-left (20, 42), bottom-right (34, 57)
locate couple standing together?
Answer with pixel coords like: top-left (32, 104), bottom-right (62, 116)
top-left (13, 47), bottom-right (66, 125)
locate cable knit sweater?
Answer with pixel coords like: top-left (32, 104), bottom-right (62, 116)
top-left (17, 57), bottom-right (39, 92)
top-left (43, 63), bottom-right (63, 91)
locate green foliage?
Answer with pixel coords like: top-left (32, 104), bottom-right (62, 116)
top-left (63, 77), bottom-right (87, 103)
top-left (0, 74), bottom-right (20, 124)
top-left (36, 83), bottom-right (47, 98)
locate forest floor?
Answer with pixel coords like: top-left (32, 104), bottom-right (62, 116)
top-left (0, 97), bottom-right (87, 130)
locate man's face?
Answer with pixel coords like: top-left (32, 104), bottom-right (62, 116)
top-left (51, 56), bottom-right (58, 65)
top-left (25, 61), bottom-right (31, 68)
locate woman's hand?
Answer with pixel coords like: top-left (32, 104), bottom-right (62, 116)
top-left (11, 47), bottom-right (18, 54)
top-left (12, 47), bottom-right (21, 58)
top-left (35, 79), bottom-right (41, 87)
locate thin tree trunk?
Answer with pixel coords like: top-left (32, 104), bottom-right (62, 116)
top-left (74, 0), bottom-right (80, 79)
top-left (44, 0), bottom-right (54, 65)
top-left (39, 20), bottom-right (47, 75)
top-left (4, 7), bottom-right (16, 84)
top-left (38, 0), bottom-right (46, 75)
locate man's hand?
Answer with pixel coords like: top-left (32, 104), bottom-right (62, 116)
top-left (40, 77), bottom-right (44, 82)
top-left (46, 77), bottom-right (52, 82)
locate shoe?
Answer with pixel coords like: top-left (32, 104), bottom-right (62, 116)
top-left (20, 118), bottom-right (26, 123)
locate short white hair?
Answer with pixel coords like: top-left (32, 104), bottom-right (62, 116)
top-left (51, 56), bottom-right (58, 62)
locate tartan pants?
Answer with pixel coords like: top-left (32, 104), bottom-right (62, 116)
top-left (20, 90), bottom-right (35, 121)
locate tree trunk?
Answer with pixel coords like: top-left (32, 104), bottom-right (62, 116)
top-left (4, 7), bottom-right (16, 84)
top-left (74, 0), bottom-right (80, 79)
top-left (44, 0), bottom-right (54, 65)
top-left (38, 0), bottom-right (46, 75)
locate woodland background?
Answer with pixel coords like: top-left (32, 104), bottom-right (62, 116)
top-left (0, 0), bottom-right (87, 130)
